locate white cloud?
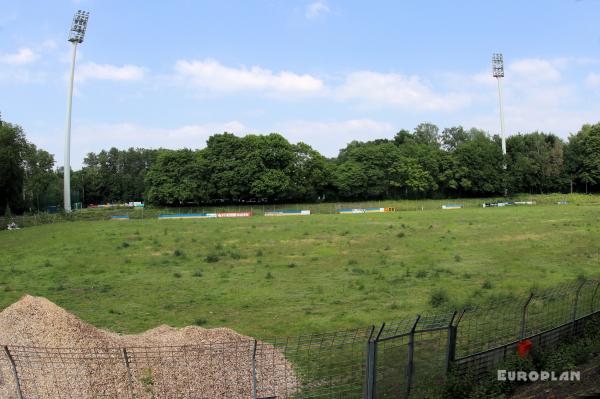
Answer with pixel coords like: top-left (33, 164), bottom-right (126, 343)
top-left (305, 1), bottom-right (330, 19)
top-left (0, 48), bottom-right (38, 65)
top-left (335, 71), bottom-right (472, 111)
top-left (586, 72), bottom-right (600, 86)
top-left (281, 119), bottom-right (395, 156)
top-left (174, 59), bottom-right (324, 95)
top-left (77, 62), bottom-right (146, 82)
top-left (508, 58), bottom-right (561, 81)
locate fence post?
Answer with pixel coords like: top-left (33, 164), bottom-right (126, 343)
top-left (366, 323), bottom-right (385, 399)
top-left (405, 315), bottom-right (421, 399)
top-left (3, 346), bottom-right (23, 399)
top-left (571, 280), bottom-right (586, 336)
top-left (445, 311), bottom-right (458, 374)
top-left (251, 340), bottom-right (257, 399)
top-left (520, 293), bottom-right (534, 340)
top-left (122, 348), bottom-right (134, 399)
top-left (591, 281), bottom-right (600, 314)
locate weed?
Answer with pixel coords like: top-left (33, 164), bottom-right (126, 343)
top-left (173, 249), bottom-right (185, 257)
top-left (205, 254), bottom-right (219, 263)
top-left (429, 288), bottom-right (449, 308)
top-left (173, 272), bottom-right (182, 278)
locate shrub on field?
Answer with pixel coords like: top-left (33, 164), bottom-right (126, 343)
top-left (416, 270), bottom-right (428, 278)
top-left (173, 249), bottom-right (185, 257)
top-left (429, 288), bottom-right (449, 308)
top-left (482, 280), bottom-right (493, 289)
top-left (205, 254), bottom-right (219, 263)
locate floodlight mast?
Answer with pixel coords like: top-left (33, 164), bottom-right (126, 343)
top-left (492, 53), bottom-right (507, 162)
top-left (63, 10), bottom-right (89, 212)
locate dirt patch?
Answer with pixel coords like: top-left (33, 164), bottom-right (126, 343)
top-left (0, 295), bottom-right (297, 398)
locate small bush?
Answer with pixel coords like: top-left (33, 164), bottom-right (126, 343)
top-left (384, 245), bottom-right (391, 251)
top-left (194, 318), bottom-right (207, 326)
top-left (173, 249), bottom-right (185, 257)
top-left (482, 280), bottom-right (493, 289)
top-left (43, 260), bottom-right (53, 267)
top-left (256, 249), bottom-right (264, 257)
top-left (454, 254), bottom-right (462, 262)
top-left (265, 271), bottom-right (274, 280)
top-left (121, 242), bottom-right (130, 248)
top-left (416, 270), bottom-right (428, 278)
top-left (193, 270), bottom-right (203, 277)
top-left (429, 288), bottom-right (449, 308)
top-left (173, 272), bottom-right (182, 278)
top-left (348, 259), bottom-right (358, 265)
top-left (397, 232), bottom-right (405, 238)
top-left (205, 254), bottom-right (219, 263)
top-left (287, 263), bottom-right (297, 268)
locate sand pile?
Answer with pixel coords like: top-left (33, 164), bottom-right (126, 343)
top-left (0, 295), bottom-right (297, 399)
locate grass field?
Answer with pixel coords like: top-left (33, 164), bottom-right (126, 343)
top-left (1, 196), bottom-right (600, 338)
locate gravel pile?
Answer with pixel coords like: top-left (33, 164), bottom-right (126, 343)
top-left (0, 295), bottom-right (297, 398)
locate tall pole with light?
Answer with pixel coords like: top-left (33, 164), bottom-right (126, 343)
top-left (493, 53), bottom-right (508, 196)
top-left (492, 53), bottom-right (506, 163)
top-left (63, 10), bottom-right (89, 212)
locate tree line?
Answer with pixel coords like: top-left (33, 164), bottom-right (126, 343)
top-left (2, 120), bottom-right (600, 212)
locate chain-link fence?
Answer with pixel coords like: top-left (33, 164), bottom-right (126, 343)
top-left (1, 280), bottom-right (599, 398)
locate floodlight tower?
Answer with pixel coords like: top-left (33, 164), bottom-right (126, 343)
top-left (492, 53), bottom-right (507, 164)
top-left (63, 10), bottom-right (89, 212)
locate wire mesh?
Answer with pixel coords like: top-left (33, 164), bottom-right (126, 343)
top-left (264, 327), bottom-right (373, 398)
top-left (454, 297), bottom-right (523, 358)
top-left (0, 281), bottom-right (598, 398)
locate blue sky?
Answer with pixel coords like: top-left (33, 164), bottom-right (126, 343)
top-left (1, 0), bottom-right (600, 168)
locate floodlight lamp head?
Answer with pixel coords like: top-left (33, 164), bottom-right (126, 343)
top-left (492, 53), bottom-right (504, 78)
top-left (68, 10), bottom-right (89, 43)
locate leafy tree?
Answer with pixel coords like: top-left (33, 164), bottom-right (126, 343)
top-left (145, 149), bottom-right (207, 205)
top-left (452, 131), bottom-right (504, 195)
top-left (23, 144), bottom-right (58, 211)
top-left (565, 123), bottom-right (600, 193)
top-left (0, 123), bottom-right (29, 213)
top-left (413, 123), bottom-right (440, 147)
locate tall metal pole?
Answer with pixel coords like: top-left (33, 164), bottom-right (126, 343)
top-left (63, 10), bottom-right (89, 212)
top-left (493, 53), bottom-right (507, 196)
top-left (496, 77), bottom-right (506, 160)
top-left (64, 41), bottom-right (78, 212)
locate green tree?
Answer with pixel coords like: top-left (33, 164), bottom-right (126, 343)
top-left (145, 149), bottom-right (207, 205)
top-left (565, 123), bottom-right (600, 193)
top-left (0, 123), bottom-right (28, 213)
